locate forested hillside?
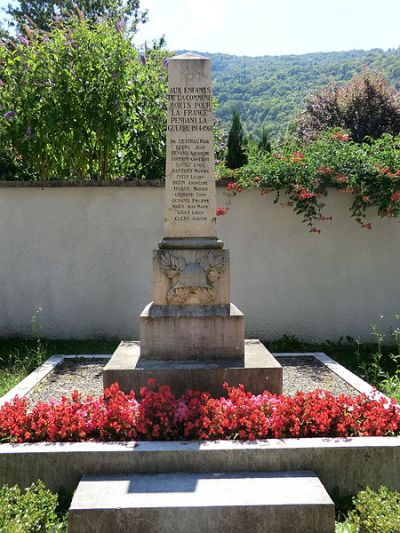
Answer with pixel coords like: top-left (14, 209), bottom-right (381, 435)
top-left (181, 48), bottom-right (400, 139)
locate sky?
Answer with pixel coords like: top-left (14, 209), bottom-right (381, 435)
top-left (134, 0), bottom-right (400, 56)
top-left (1, 0), bottom-right (400, 56)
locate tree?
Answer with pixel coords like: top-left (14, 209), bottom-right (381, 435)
top-left (296, 70), bottom-right (400, 143)
top-left (0, 18), bottom-right (168, 181)
top-left (226, 110), bottom-right (248, 169)
top-left (258, 127), bottom-right (272, 153)
top-left (7, 0), bottom-right (147, 32)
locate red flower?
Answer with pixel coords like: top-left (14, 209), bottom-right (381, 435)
top-left (1, 382), bottom-right (398, 443)
top-left (335, 174), bottom-right (348, 184)
top-left (297, 189), bottom-right (315, 200)
top-left (338, 188), bottom-right (356, 194)
top-left (377, 166), bottom-right (390, 174)
top-left (317, 166), bottom-right (335, 176)
top-left (216, 207), bottom-right (229, 216)
top-left (226, 182), bottom-right (241, 192)
top-left (309, 227), bottom-right (321, 234)
top-left (292, 151), bottom-right (305, 163)
top-left (362, 196), bottom-right (370, 203)
top-left (362, 222), bottom-right (372, 230)
top-left (390, 191), bottom-right (400, 202)
top-left (331, 132), bottom-right (350, 142)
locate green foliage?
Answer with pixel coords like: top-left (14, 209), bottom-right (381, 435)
top-left (258, 127), bottom-right (272, 153)
top-left (7, 0), bottom-right (147, 32)
top-left (220, 130), bottom-right (400, 229)
top-left (356, 315), bottom-right (400, 401)
top-left (0, 18), bottom-right (168, 181)
top-left (0, 481), bottom-right (66, 532)
top-left (0, 308), bottom-right (49, 396)
top-left (0, 335), bottom-right (119, 396)
top-left (186, 48), bottom-right (400, 139)
top-left (226, 109), bottom-right (247, 169)
top-left (296, 70), bottom-right (400, 143)
top-left (337, 486), bottom-right (400, 533)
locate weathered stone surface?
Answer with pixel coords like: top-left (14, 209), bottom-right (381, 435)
top-left (139, 303), bottom-right (244, 360)
top-left (163, 53), bottom-right (216, 240)
top-left (153, 248), bottom-right (229, 305)
top-left (2, 438), bottom-right (400, 498)
top-left (103, 339), bottom-right (282, 395)
top-left (136, 52), bottom-right (248, 363)
top-left (68, 471), bottom-right (335, 533)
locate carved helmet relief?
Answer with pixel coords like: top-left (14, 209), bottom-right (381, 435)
top-left (160, 252), bottom-right (224, 305)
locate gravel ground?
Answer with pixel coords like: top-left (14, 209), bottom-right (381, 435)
top-left (27, 355), bottom-right (358, 404)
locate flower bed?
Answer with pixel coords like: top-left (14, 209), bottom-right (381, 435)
top-left (0, 382), bottom-right (398, 443)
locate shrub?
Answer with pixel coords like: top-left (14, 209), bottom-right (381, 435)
top-left (0, 18), bottom-right (168, 181)
top-left (0, 481), bottom-right (65, 532)
top-left (0, 382), bottom-right (399, 443)
top-left (296, 70), bottom-right (400, 143)
top-left (220, 129), bottom-right (400, 230)
top-left (338, 486), bottom-right (400, 533)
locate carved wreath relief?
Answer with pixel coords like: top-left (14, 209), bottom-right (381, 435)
top-left (160, 252), bottom-right (224, 304)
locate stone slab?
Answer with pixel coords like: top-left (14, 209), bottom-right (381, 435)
top-left (68, 471), bottom-right (335, 533)
top-left (159, 237), bottom-right (224, 249)
top-left (103, 339), bottom-right (282, 396)
top-left (164, 53), bottom-right (216, 240)
top-left (139, 302), bottom-right (245, 360)
top-left (152, 248), bottom-right (230, 305)
top-left (1, 438), bottom-right (399, 499)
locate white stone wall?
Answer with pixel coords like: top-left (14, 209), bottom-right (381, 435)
top-left (0, 185), bottom-right (399, 341)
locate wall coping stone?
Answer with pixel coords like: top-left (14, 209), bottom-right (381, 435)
top-left (0, 180), bottom-right (166, 188)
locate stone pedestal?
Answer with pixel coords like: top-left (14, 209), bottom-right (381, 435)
top-left (104, 340), bottom-right (282, 396)
top-left (140, 303), bottom-right (244, 360)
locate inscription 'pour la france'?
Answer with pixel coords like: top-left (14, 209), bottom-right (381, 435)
top-left (164, 54), bottom-right (217, 239)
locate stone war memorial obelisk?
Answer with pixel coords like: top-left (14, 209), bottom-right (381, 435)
top-left (104, 53), bottom-right (282, 396)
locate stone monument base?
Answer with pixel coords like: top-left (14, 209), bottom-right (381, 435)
top-left (103, 340), bottom-right (282, 396)
top-left (139, 302), bottom-right (244, 360)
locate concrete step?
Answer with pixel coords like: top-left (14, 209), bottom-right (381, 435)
top-left (69, 471), bottom-right (335, 533)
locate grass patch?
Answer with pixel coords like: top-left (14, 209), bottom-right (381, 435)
top-left (0, 369), bottom-right (26, 397)
top-left (266, 332), bottom-right (400, 400)
top-left (0, 338), bottom-right (118, 397)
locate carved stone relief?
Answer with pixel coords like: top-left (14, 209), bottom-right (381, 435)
top-left (160, 251), bottom-right (224, 304)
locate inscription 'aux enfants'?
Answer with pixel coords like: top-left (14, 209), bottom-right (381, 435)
top-left (164, 54), bottom-right (217, 239)
top-left (167, 86), bottom-right (213, 133)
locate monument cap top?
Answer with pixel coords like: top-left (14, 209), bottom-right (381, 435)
top-left (171, 52), bottom-right (209, 61)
